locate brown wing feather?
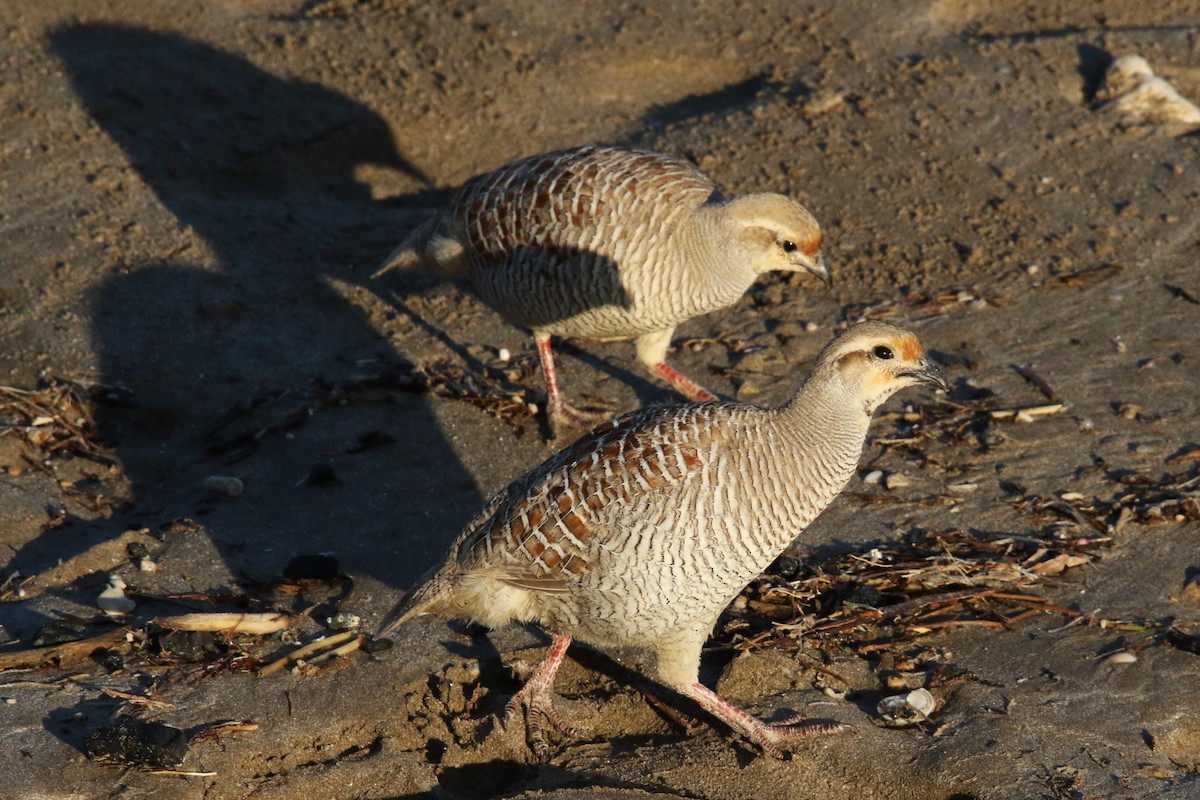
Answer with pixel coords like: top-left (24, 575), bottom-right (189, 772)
top-left (449, 146), bottom-right (719, 259)
top-left (457, 403), bottom-right (728, 589)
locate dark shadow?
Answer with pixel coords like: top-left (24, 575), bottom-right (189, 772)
top-left (642, 73), bottom-right (772, 131)
top-left (1076, 43), bottom-right (1114, 105)
top-left (44, 695), bottom-right (123, 759)
top-left (4, 24), bottom-right (485, 628)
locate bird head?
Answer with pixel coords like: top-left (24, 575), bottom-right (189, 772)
top-left (722, 193), bottom-right (831, 287)
top-left (814, 321), bottom-right (947, 415)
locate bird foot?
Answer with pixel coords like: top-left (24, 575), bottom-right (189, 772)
top-left (501, 634), bottom-right (578, 760)
top-left (752, 717), bottom-right (855, 760)
top-left (647, 362), bottom-right (717, 403)
top-left (502, 682), bottom-right (579, 760)
top-left (676, 680), bottom-right (852, 759)
top-left (548, 401), bottom-right (613, 438)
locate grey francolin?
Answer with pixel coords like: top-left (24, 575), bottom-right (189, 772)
top-left (375, 145), bottom-right (830, 436)
top-left (378, 321), bottom-right (946, 759)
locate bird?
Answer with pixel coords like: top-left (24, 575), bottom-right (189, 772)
top-left (377, 321), bottom-right (946, 759)
top-left (374, 145), bottom-right (830, 437)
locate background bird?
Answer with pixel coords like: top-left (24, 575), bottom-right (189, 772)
top-left (378, 321), bottom-right (946, 759)
top-left (374, 145), bottom-right (830, 436)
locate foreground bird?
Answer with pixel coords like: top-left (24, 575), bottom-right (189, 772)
top-left (375, 145), bottom-right (830, 436)
top-left (378, 321), bottom-right (945, 758)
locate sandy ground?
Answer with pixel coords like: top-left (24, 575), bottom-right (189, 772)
top-left (1, 1), bottom-right (1199, 798)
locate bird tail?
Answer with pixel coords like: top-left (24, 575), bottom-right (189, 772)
top-left (372, 215), bottom-right (467, 279)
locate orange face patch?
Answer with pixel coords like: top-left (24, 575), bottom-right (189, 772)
top-left (897, 336), bottom-right (924, 362)
top-left (802, 232), bottom-right (822, 257)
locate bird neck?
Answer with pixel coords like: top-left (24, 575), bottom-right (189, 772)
top-left (774, 367), bottom-right (874, 487)
top-left (683, 202), bottom-right (764, 289)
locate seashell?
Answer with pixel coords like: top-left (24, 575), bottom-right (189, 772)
top-left (877, 687), bottom-right (937, 727)
top-left (1102, 650), bottom-right (1138, 665)
top-left (97, 575), bottom-right (136, 616)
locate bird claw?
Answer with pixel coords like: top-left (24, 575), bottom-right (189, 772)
top-left (756, 718), bottom-right (855, 759)
top-left (503, 684), bottom-right (579, 760)
top-left (549, 402), bottom-right (613, 437)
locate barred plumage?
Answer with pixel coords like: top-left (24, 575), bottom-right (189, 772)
top-left (378, 322), bottom-right (946, 759)
top-left (376, 145), bottom-right (830, 436)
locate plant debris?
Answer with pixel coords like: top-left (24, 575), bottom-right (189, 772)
top-left (717, 526), bottom-right (1101, 657)
top-left (0, 380), bottom-right (118, 467)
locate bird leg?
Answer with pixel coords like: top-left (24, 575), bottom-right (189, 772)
top-left (635, 329), bottom-right (718, 403)
top-left (674, 681), bottom-right (851, 759)
top-left (503, 633), bottom-right (579, 759)
top-left (534, 334), bottom-right (612, 436)
top-left (646, 362), bottom-right (718, 403)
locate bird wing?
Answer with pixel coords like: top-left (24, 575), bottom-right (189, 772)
top-left (456, 402), bottom-right (732, 591)
top-left (449, 145), bottom-right (718, 259)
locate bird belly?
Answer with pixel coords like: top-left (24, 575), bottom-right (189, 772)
top-left (464, 247), bottom-right (742, 342)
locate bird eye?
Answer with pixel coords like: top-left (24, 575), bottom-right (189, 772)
top-left (782, 240), bottom-right (798, 253)
top-left (873, 345), bottom-right (894, 360)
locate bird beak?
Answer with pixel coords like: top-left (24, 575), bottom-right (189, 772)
top-left (903, 358), bottom-right (948, 393)
top-left (804, 252), bottom-right (832, 288)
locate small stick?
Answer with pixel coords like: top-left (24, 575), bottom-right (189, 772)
top-left (257, 631), bottom-right (358, 677)
top-left (1011, 365), bottom-right (1060, 402)
top-left (152, 612), bottom-right (294, 635)
top-left (989, 404), bottom-right (1065, 420)
top-left (906, 619), bottom-right (1007, 631)
top-left (304, 635), bottom-right (364, 667)
top-left (148, 770), bottom-right (218, 777)
top-left (99, 688), bottom-right (173, 709)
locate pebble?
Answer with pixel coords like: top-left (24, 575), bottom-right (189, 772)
top-left (204, 475), bottom-right (244, 497)
top-left (327, 611), bottom-right (362, 631)
top-left (885, 473), bottom-right (912, 490)
top-left (862, 469), bottom-right (883, 485)
top-left (84, 719), bottom-right (188, 769)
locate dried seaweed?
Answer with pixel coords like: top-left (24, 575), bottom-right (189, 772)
top-left (716, 527), bottom-right (1101, 657)
top-left (0, 380), bottom-right (118, 466)
top-left (1013, 461), bottom-right (1200, 534)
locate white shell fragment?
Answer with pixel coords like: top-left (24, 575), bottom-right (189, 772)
top-left (97, 575), bottom-right (136, 616)
top-left (1102, 650), bottom-right (1138, 666)
top-left (1100, 55), bottom-right (1200, 136)
top-left (877, 688), bottom-right (937, 727)
top-left (204, 475), bottom-right (244, 497)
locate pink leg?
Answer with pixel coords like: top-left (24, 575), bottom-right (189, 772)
top-left (647, 362), bottom-right (718, 403)
top-left (674, 681), bottom-right (851, 759)
top-left (534, 334), bottom-right (611, 436)
top-left (503, 634), bottom-right (578, 759)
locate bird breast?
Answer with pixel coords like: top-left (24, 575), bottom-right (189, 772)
top-left (477, 406), bottom-right (864, 647)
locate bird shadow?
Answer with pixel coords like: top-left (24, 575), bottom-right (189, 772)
top-left (0, 23), bottom-right (484, 636)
